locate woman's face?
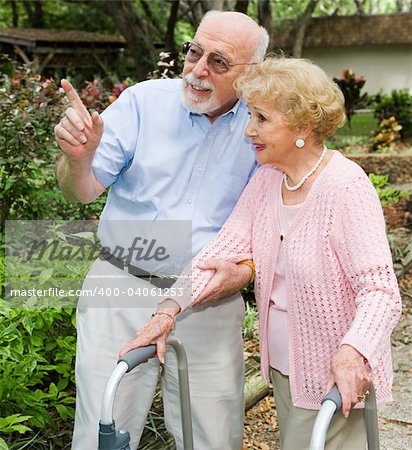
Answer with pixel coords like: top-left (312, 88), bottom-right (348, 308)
top-left (245, 98), bottom-right (297, 167)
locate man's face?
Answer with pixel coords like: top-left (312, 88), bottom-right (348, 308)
top-left (181, 23), bottom-right (252, 121)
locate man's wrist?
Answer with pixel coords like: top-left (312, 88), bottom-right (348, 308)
top-left (237, 259), bottom-right (255, 283)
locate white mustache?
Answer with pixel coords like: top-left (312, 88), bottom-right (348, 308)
top-left (184, 73), bottom-right (214, 92)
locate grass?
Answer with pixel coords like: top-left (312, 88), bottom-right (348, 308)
top-left (337, 111), bottom-right (378, 137)
top-left (327, 111), bottom-right (378, 150)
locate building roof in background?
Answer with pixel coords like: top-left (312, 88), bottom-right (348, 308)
top-left (0, 28), bottom-right (125, 47)
top-left (271, 13), bottom-right (412, 49)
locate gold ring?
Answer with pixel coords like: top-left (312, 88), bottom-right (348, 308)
top-left (357, 390), bottom-right (370, 402)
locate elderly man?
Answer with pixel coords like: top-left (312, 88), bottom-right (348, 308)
top-left (55, 11), bottom-right (269, 450)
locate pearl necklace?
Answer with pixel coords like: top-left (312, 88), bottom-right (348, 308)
top-left (283, 146), bottom-right (328, 191)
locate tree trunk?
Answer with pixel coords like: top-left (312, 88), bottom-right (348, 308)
top-left (103, 0), bottom-right (158, 79)
top-left (33, 0), bottom-right (45, 27)
top-left (292, 0), bottom-right (319, 58)
top-left (165, 0), bottom-right (180, 54)
top-left (234, 0), bottom-right (249, 14)
top-left (22, 1), bottom-right (33, 24)
top-left (10, 0), bottom-right (19, 27)
top-left (139, 0), bottom-right (164, 37)
top-left (22, 0), bottom-right (45, 28)
top-left (257, 0), bottom-right (272, 37)
top-left (200, 0), bottom-right (224, 14)
top-left (140, 0), bottom-right (156, 25)
top-left (178, 0), bottom-right (202, 27)
top-left (244, 371), bottom-right (270, 411)
top-left (354, 0), bottom-right (366, 15)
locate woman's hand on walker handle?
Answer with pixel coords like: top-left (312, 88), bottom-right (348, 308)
top-left (326, 344), bottom-right (371, 418)
top-left (119, 299), bottom-right (181, 364)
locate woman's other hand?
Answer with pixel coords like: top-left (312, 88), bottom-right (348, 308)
top-left (326, 344), bottom-right (371, 418)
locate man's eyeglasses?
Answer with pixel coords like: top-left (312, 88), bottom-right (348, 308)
top-left (181, 42), bottom-right (257, 74)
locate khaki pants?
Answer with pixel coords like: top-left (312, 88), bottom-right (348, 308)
top-left (270, 368), bottom-right (367, 450)
top-left (72, 259), bottom-right (245, 450)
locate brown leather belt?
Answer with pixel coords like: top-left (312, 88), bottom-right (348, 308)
top-left (99, 249), bottom-right (176, 289)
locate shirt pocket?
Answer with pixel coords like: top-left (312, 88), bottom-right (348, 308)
top-left (206, 173), bottom-right (249, 228)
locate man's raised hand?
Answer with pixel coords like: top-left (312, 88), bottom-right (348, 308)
top-left (54, 79), bottom-right (103, 161)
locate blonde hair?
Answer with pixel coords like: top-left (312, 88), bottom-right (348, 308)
top-left (234, 57), bottom-right (346, 141)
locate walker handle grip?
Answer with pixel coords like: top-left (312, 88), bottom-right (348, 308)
top-left (118, 345), bottom-right (156, 373)
top-left (321, 385), bottom-right (342, 411)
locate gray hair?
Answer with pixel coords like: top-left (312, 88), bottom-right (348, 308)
top-left (200, 10), bottom-right (269, 63)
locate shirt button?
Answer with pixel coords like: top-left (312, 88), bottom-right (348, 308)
top-left (187, 197), bottom-right (192, 204)
top-left (198, 166), bottom-right (202, 172)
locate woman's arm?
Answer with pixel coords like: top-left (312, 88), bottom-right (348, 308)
top-left (330, 171), bottom-right (402, 415)
top-left (334, 173), bottom-right (402, 364)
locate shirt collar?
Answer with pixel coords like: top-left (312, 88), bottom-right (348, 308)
top-left (185, 99), bottom-right (244, 129)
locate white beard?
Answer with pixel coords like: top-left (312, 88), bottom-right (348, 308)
top-left (181, 73), bottom-right (222, 115)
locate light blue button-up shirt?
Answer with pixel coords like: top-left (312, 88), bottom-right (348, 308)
top-left (92, 78), bottom-right (257, 273)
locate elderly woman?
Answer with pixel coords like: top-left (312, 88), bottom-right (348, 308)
top-left (121, 57), bottom-right (402, 449)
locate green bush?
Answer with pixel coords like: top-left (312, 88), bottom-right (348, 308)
top-left (0, 301), bottom-right (76, 431)
top-left (373, 89), bottom-right (412, 139)
top-left (0, 61), bottom-right (64, 227)
top-left (0, 414), bottom-right (31, 449)
top-left (1, 236), bottom-right (77, 446)
top-left (368, 173), bottom-right (410, 206)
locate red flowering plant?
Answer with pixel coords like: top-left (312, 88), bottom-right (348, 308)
top-left (80, 79), bottom-right (129, 111)
top-left (333, 69), bottom-right (368, 127)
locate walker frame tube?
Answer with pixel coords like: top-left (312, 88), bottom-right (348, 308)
top-left (309, 384), bottom-right (380, 450)
top-left (98, 337), bottom-right (194, 450)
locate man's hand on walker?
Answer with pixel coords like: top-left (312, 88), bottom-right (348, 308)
top-left (119, 299), bottom-right (180, 364)
top-left (193, 259), bottom-right (253, 306)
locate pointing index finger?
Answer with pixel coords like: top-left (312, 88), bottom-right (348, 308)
top-left (61, 79), bottom-right (90, 121)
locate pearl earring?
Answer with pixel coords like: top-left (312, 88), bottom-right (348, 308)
top-left (295, 138), bottom-right (305, 149)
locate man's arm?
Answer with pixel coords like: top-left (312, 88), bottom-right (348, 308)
top-left (56, 145), bottom-right (105, 204)
top-left (54, 79), bottom-right (105, 204)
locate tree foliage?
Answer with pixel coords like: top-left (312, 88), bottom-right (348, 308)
top-left (373, 89), bottom-right (412, 139)
top-left (1, 0), bottom-right (410, 78)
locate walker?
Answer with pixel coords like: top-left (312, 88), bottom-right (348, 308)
top-left (309, 384), bottom-right (380, 450)
top-left (98, 337), bottom-right (194, 450)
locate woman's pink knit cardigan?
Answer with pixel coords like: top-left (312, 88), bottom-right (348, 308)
top-left (175, 151), bottom-right (402, 409)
